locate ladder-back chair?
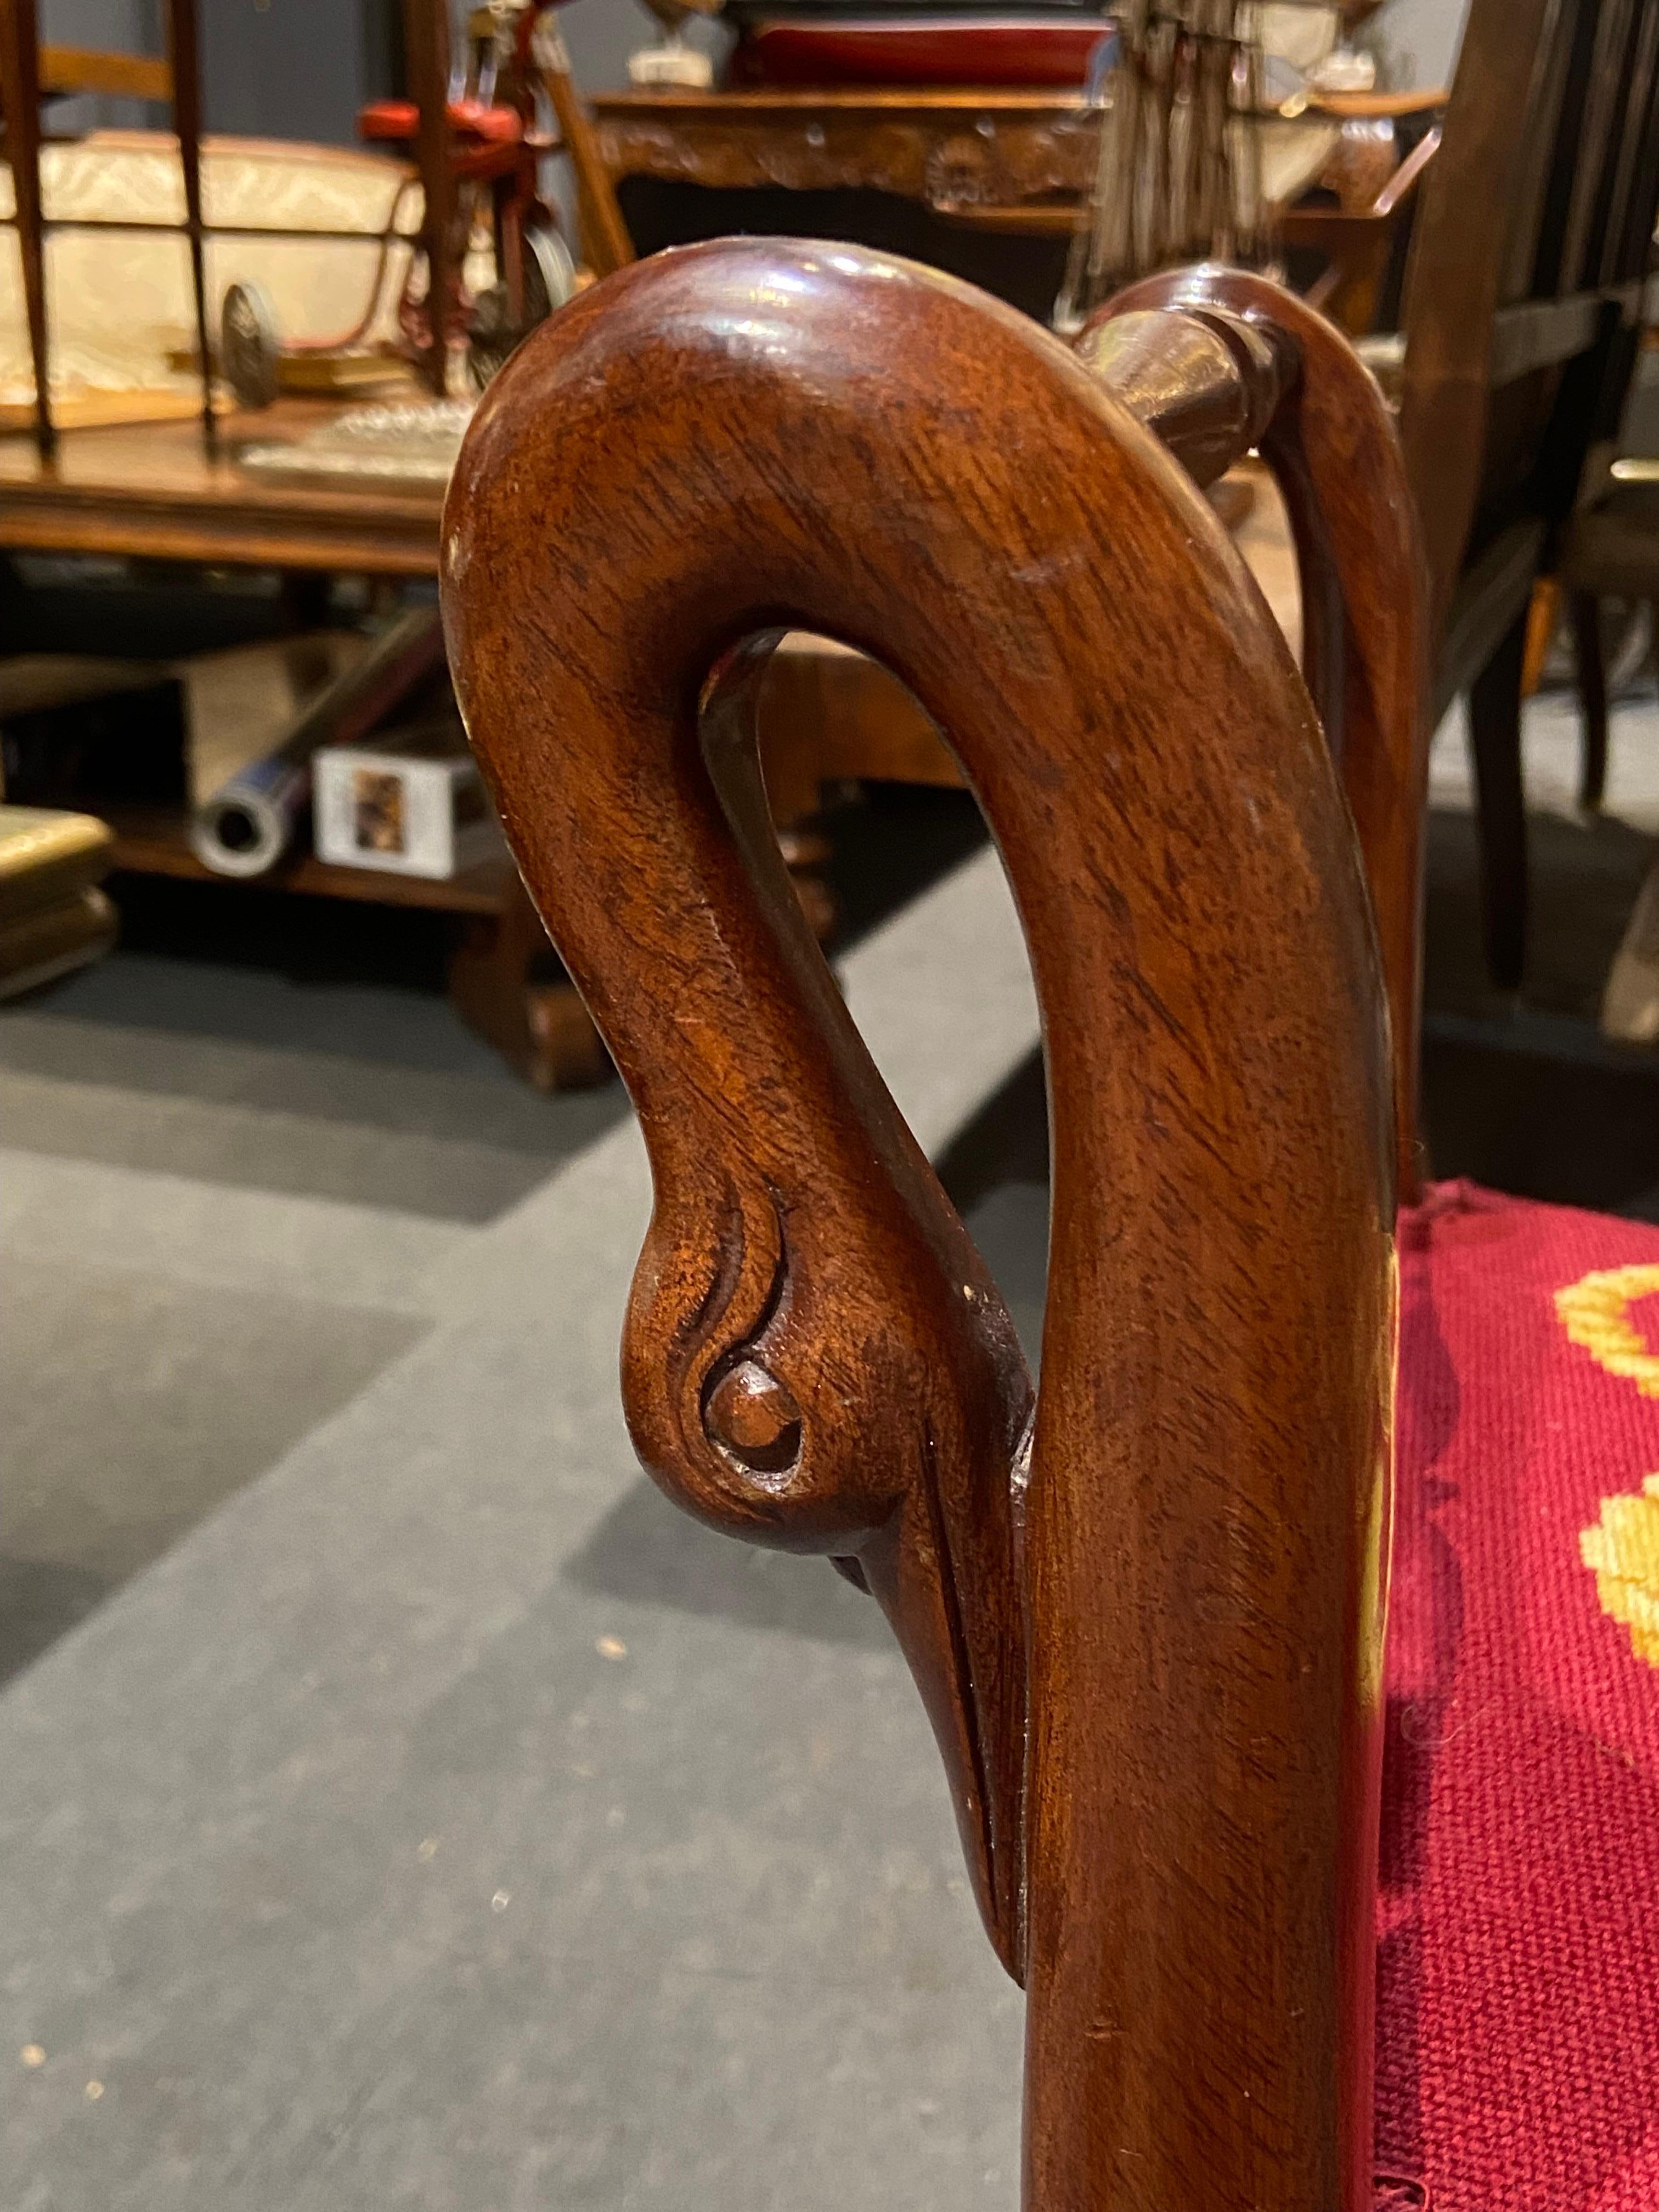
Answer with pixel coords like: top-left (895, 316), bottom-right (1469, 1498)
top-left (1397, 0), bottom-right (1659, 985)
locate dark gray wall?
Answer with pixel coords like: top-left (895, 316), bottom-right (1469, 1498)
top-left (38, 0), bottom-right (1462, 140)
top-left (1364, 0), bottom-right (1469, 88)
top-left (39, 0), bottom-right (716, 142)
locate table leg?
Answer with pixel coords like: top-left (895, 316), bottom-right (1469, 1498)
top-left (448, 872), bottom-right (611, 1088)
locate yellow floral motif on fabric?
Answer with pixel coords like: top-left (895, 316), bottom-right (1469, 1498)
top-left (1558, 1266), bottom-right (1659, 1664)
top-left (1555, 1263), bottom-right (1659, 1396)
top-left (1580, 1477), bottom-right (1659, 1668)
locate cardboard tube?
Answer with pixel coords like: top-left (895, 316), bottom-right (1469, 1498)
top-left (189, 608), bottom-right (444, 877)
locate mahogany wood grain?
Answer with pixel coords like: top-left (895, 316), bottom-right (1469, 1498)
top-left (1093, 268), bottom-right (1429, 1197)
top-left (442, 236), bottom-right (1397, 2212)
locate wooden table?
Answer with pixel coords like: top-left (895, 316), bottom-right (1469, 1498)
top-left (0, 404), bottom-right (444, 574)
top-left (592, 86), bottom-right (1093, 318)
top-left (0, 404), bottom-right (1293, 1087)
top-left (0, 403), bottom-right (617, 1086)
top-left (0, 402), bottom-right (957, 1085)
top-left (592, 86), bottom-right (1097, 227)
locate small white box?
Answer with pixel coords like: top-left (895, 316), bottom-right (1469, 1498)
top-left (314, 720), bottom-right (503, 879)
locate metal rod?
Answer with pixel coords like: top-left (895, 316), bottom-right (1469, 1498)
top-left (0, 216), bottom-right (419, 243)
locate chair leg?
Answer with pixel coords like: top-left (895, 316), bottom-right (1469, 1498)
top-left (1469, 604), bottom-right (1530, 991)
top-left (1570, 591), bottom-right (1609, 811)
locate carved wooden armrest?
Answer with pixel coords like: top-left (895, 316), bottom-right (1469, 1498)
top-left (441, 239), bottom-right (1422, 2211)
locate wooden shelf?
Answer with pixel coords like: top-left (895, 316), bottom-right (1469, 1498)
top-left (104, 804), bottom-right (517, 916)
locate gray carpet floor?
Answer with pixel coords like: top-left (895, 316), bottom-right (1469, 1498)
top-left (0, 834), bottom-right (1040, 2212)
top-left (4, 680), bottom-right (1658, 2208)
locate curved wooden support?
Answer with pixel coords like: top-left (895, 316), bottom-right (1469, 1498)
top-left (1073, 301), bottom-right (1290, 490)
top-left (1087, 268), bottom-right (1430, 1196)
top-left (442, 238), bottom-right (1396, 2212)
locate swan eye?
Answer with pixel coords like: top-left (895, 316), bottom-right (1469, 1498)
top-left (703, 1358), bottom-right (802, 1477)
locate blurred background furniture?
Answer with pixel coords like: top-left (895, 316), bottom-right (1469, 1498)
top-left (1398, 0), bottom-right (1659, 990)
top-left (592, 82), bottom-right (1098, 316)
top-left (0, 422), bottom-right (613, 1083)
top-left (1, 131), bottom-right (430, 427)
top-left (1559, 432), bottom-right (1659, 1039)
top-left (356, 0), bottom-right (632, 393)
top-left (1558, 442), bottom-right (1659, 815)
top-left (1277, 86), bottom-right (1442, 335)
top-left (0, 799), bottom-right (115, 995)
top-left (0, 0), bottom-right (641, 1087)
top-left (595, 3), bottom-right (1409, 320)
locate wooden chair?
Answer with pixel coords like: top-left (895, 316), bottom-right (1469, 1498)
top-left (709, 0), bottom-right (1656, 1001)
top-left (1556, 440), bottom-right (1659, 814)
top-left (442, 236), bottom-right (1406, 2205)
top-left (440, 227), bottom-right (1659, 2205)
top-left (1278, 91), bottom-right (1444, 340)
top-left (1396, 0), bottom-right (1659, 988)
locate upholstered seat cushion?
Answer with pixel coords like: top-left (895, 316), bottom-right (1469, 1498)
top-left (1381, 1181), bottom-right (1659, 2208)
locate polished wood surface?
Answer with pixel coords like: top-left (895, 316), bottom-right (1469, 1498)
top-left (442, 236), bottom-right (1397, 2211)
top-left (1073, 297), bottom-right (1289, 487)
top-left (0, 405), bottom-right (445, 572)
top-left (1094, 268), bottom-right (1429, 1195)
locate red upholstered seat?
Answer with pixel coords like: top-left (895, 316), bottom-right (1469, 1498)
top-left (1383, 1182), bottom-right (1659, 2208)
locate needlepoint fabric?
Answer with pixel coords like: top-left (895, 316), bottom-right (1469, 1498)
top-left (1379, 1181), bottom-right (1659, 2208)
